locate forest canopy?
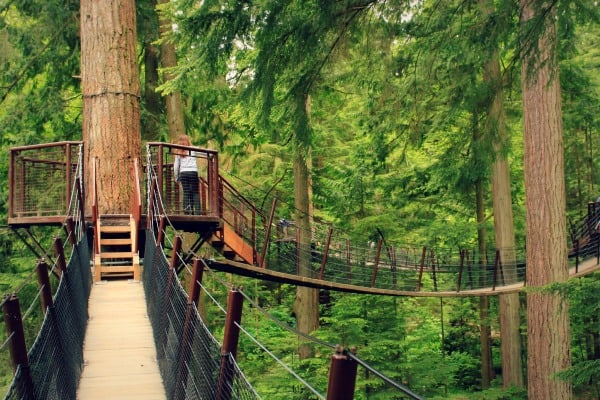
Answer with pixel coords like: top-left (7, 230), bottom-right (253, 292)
top-left (0, 1), bottom-right (599, 399)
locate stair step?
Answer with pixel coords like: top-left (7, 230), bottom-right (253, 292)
top-left (99, 225), bottom-right (131, 233)
top-left (99, 251), bottom-right (135, 259)
top-left (99, 213), bottom-right (130, 221)
top-left (100, 238), bottom-right (132, 246)
top-left (97, 265), bottom-right (136, 273)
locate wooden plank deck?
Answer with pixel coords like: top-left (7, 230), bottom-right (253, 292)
top-left (77, 280), bottom-right (166, 400)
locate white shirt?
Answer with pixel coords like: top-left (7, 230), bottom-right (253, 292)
top-left (174, 152), bottom-right (198, 177)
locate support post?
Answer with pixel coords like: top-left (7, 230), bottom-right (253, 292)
top-left (209, 153), bottom-right (220, 218)
top-left (2, 295), bottom-right (34, 399)
top-left (53, 237), bottom-right (66, 279)
top-left (390, 245), bottom-right (397, 289)
top-left (36, 259), bottom-right (53, 315)
top-left (188, 258), bottom-right (204, 307)
top-left (260, 198), bottom-right (278, 268)
top-left (216, 289), bottom-right (244, 400)
top-left (147, 175), bottom-right (156, 229)
top-left (430, 249), bottom-right (438, 292)
top-left (457, 250), bottom-right (465, 292)
top-left (326, 345), bottom-right (358, 400)
top-left (64, 217), bottom-right (77, 247)
top-left (170, 235), bottom-right (183, 272)
top-left (416, 246), bottom-right (427, 291)
top-left (156, 216), bottom-right (167, 247)
top-left (65, 142), bottom-right (72, 214)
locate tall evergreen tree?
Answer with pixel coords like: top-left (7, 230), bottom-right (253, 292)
top-left (521, 1), bottom-right (572, 398)
top-left (80, 0), bottom-right (142, 214)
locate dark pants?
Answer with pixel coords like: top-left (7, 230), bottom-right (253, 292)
top-left (180, 171), bottom-right (200, 215)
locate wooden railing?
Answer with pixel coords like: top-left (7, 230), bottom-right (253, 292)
top-left (131, 158), bottom-right (142, 253)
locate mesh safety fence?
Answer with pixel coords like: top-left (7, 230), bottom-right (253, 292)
top-left (9, 142), bottom-right (82, 219)
top-left (143, 232), bottom-right (260, 400)
top-left (3, 236), bottom-right (92, 400)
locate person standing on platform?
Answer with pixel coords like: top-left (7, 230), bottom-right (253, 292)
top-left (173, 135), bottom-right (201, 215)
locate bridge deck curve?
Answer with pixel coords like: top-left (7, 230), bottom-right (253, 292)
top-left (207, 257), bottom-right (600, 298)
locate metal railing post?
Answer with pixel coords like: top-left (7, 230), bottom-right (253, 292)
top-left (64, 217), bottom-right (77, 247)
top-left (216, 289), bottom-right (244, 400)
top-left (416, 246), bottom-right (427, 291)
top-left (326, 345), bottom-right (358, 400)
top-left (65, 143), bottom-right (71, 213)
top-left (54, 237), bottom-right (66, 279)
top-left (2, 294), bottom-right (35, 399)
top-left (37, 259), bottom-right (53, 315)
top-left (260, 198), bottom-right (278, 268)
top-left (457, 249), bottom-right (465, 292)
top-left (430, 249), bottom-right (438, 292)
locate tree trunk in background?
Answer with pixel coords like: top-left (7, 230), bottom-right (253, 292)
top-left (294, 148), bottom-right (319, 359)
top-left (521, 1), bottom-right (572, 398)
top-left (476, 178), bottom-right (493, 389)
top-left (294, 95), bottom-right (318, 360)
top-left (480, 0), bottom-right (524, 387)
top-left (143, 23), bottom-right (163, 141)
top-left (158, 0), bottom-right (185, 141)
top-left (81, 0), bottom-right (142, 214)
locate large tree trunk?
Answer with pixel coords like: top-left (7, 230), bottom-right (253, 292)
top-left (293, 146), bottom-right (319, 359)
top-left (81, 0), bottom-right (142, 214)
top-left (480, 0), bottom-right (524, 386)
top-left (293, 95), bottom-right (318, 360)
top-left (521, 1), bottom-right (572, 398)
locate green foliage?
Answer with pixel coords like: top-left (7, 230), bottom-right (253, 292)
top-left (0, 0), bottom-right (599, 398)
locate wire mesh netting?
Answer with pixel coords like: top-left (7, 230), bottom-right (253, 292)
top-left (568, 203), bottom-right (600, 261)
top-left (9, 142), bottom-right (82, 219)
top-left (143, 233), bottom-right (259, 400)
top-left (3, 237), bottom-right (92, 400)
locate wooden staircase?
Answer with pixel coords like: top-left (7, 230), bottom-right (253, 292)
top-left (211, 224), bottom-right (256, 265)
top-left (94, 214), bottom-right (140, 282)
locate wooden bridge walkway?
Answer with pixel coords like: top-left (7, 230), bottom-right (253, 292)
top-left (77, 280), bottom-right (165, 399)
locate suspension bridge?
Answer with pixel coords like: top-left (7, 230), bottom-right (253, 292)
top-left (2, 141), bottom-right (599, 399)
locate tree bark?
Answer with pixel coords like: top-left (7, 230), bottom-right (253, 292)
top-left (480, 0), bottom-right (524, 387)
top-left (476, 178), bottom-right (493, 389)
top-left (293, 95), bottom-right (318, 359)
top-left (473, 104), bottom-right (494, 389)
top-left (81, 0), bottom-right (142, 214)
top-left (521, 1), bottom-right (572, 398)
top-left (143, 39), bottom-right (162, 141)
top-left (293, 146), bottom-right (319, 359)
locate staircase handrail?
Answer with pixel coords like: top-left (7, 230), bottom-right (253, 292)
top-left (218, 174), bottom-right (267, 248)
top-left (131, 157), bottom-right (142, 253)
top-left (91, 157), bottom-right (99, 254)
